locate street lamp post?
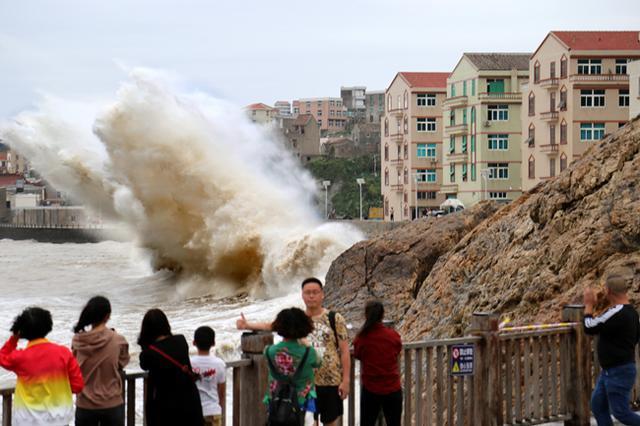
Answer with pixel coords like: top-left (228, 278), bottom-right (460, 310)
top-left (480, 169), bottom-right (489, 201)
top-left (356, 178), bottom-right (365, 220)
top-left (414, 173), bottom-right (419, 220)
top-left (322, 180), bottom-right (331, 219)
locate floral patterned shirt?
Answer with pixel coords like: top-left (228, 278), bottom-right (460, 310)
top-left (264, 341), bottom-right (319, 407)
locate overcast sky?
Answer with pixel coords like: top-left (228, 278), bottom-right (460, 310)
top-left (1, 0), bottom-right (638, 118)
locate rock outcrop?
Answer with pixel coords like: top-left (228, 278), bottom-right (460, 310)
top-left (325, 118), bottom-right (640, 339)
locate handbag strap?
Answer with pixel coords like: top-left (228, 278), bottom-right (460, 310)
top-left (148, 344), bottom-right (191, 374)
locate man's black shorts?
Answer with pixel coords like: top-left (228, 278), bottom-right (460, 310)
top-left (313, 385), bottom-right (343, 423)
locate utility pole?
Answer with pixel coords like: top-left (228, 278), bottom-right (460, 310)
top-left (322, 180), bottom-right (331, 219)
top-left (356, 178), bottom-right (365, 220)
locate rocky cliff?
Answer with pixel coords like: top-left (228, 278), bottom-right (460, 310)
top-left (325, 118), bottom-right (640, 339)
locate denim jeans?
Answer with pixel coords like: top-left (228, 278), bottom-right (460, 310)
top-left (591, 362), bottom-right (640, 425)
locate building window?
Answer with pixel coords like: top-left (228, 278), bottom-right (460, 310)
top-left (619, 89), bottom-right (630, 107)
top-left (461, 135), bottom-right (467, 153)
top-left (619, 122), bottom-right (627, 128)
top-left (384, 119), bottom-right (389, 136)
top-left (417, 191), bottom-right (437, 200)
top-left (489, 192), bottom-right (508, 200)
top-left (471, 163), bottom-right (476, 181)
top-left (528, 156), bottom-right (535, 179)
top-left (384, 169), bottom-right (389, 186)
top-left (417, 118), bottom-right (436, 132)
top-left (577, 59), bottom-right (602, 75)
top-left (451, 83), bottom-right (456, 97)
top-left (550, 61), bottom-right (556, 79)
top-left (615, 59), bottom-right (629, 75)
top-left (450, 110), bottom-right (455, 126)
top-left (550, 124), bottom-right (556, 145)
top-left (550, 92), bottom-right (556, 112)
top-left (450, 163), bottom-right (455, 182)
top-left (549, 158), bottom-right (556, 177)
top-left (384, 145), bottom-right (389, 161)
top-left (487, 79), bottom-right (505, 93)
top-left (404, 143), bottom-right (408, 160)
top-left (560, 154), bottom-right (567, 172)
top-left (462, 163), bottom-right (468, 182)
top-left (317, 110), bottom-right (323, 116)
top-left (559, 89), bottom-right (567, 111)
top-left (580, 89), bottom-right (605, 107)
top-left (534, 62), bottom-right (540, 83)
top-left (418, 143), bottom-right (437, 158)
top-left (417, 169), bottom-right (437, 183)
top-left (580, 123), bottom-right (605, 141)
top-left (528, 125), bottom-right (535, 147)
top-left (560, 56), bottom-right (567, 78)
top-left (471, 79), bottom-right (476, 96)
top-left (387, 94), bottom-right (392, 111)
top-left (318, 120), bottom-right (322, 126)
top-left (417, 93), bottom-right (436, 107)
top-left (560, 121), bottom-right (567, 144)
top-left (488, 163), bottom-right (509, 180)
top-left (403, 91), bottom-right (409, 109)
top-left (449, 136), bottom-right (455, 154)
top-left (528, 93), bottom-right (535, 116)
top-left (404, 168), bottom-right (409, 184)
top-left (404, 117), bottom-right (409, 134)
top-left (470, 135), bottom-right (476, 153)
top-left (462, 109), bottom-right (467, 124)
top-left (488, 134), bottom-right (509, 150)
top-left (487, 105), bottom-right (509, 121)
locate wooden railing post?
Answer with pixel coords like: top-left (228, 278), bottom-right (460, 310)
top-left (469, 312), bottom-right (500, 426)
top-left (238, 331), bottom-right (273, 426)
top-left (562, 305), bottom-right (591, 426)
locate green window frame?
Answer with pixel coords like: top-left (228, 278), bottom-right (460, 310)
top-left (426, 143), bottom-right (437, 158)
top-left (417, 144), bottom-right (427, 158)
top-left (451, 83), bottom-right (456, 97)
top-left (471, 79), bottom-right (476, 96)
top-left (471, 135), bottom-right (476, 153)
top-left (449, 136), bottom-right (455, 153)
top-left (462, 136), bottom-right (467, 153)
top-left (471, 163), bottom-right (476, 181)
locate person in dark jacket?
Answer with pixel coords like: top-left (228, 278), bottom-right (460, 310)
top-left (73, 296), bottom-right (130, 426)
top-left (353, 301), bottom-right (402, 426)
top-left (584, 274), bottom-right (640, 425)
top-left (138, 309), bottom-right (204, 426)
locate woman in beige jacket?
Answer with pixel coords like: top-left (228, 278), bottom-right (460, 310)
top-left (72, 296), bottom-right (130, 426)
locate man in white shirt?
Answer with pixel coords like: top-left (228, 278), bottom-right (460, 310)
top-left (190, 326), bottom-right (226, 426)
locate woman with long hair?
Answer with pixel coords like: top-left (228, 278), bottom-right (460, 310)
top-left (72, 296), bottom-right (130, 426)
top-left (138, 309), bottom-right (203, 426)
top-left (353, 301), bottom-right (402, 426)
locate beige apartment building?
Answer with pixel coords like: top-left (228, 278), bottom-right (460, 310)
top-left (442, 53), bottom-right (530, 206)
top-left (245, 103), bottom-right (277, 125)
top-left (292, 98), bottom-right (348, 134)
top-left (277, 114), bottom-right (321, 163)
top-left (523, 31), bottom-right (640, 191)
top-left (380, 72), bottom-right (449, 221)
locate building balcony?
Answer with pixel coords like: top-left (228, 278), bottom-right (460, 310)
top-left (439, 184), bottom-right (458, 193)
top-left (415, 182), bottom-right (440, 190)
top-left (389, 133), bottom-right (403, 144)
top-left (390, 158), bottom-right (404, 169)
top-left (443, 96), bottom-right (468, 108)
top-left (389, 108), bottom-right (404, 118)
top-left (391, 183), bottom-right (404, 193)
top-left (445, 123), bottom-right (468, 135)
top-left (539, 78), bottom-right (559, 90)
top-left (446, 151), bottom-right (468, 163)
top-left (539, 143), bottom-right (559, 156)
top-left (477, 92), bottom-right (522, 104)
top-left (569, 74), bottom-right (629, 84)
top-left (540, 111), bottom-right (559, 122)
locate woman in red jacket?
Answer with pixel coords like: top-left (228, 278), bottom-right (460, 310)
top-left (353, 300), bottom-right (402, 426)
top-left (0, 306), bottom-right (84, 425)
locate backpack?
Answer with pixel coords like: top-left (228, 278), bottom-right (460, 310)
top-left (266, 346), bottom-right (311, 426)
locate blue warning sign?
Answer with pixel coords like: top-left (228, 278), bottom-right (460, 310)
top-left (450, 344), bottom-right (474, 376)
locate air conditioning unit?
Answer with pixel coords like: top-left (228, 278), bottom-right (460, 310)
top-left (484, 121), bottom-right (492, 127)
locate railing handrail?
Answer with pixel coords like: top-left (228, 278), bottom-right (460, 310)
top-left (403, 335), bottom-right (482, 349)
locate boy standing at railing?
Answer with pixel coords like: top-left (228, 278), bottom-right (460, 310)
top-left (584, 274), bottom-right (640, 425)
top-left (191, 326), bottom-right (226, 426)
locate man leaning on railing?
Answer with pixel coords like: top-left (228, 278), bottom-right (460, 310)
top-left (583, 274), bottom-right (640, 425)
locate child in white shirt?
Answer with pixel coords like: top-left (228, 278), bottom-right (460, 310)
top-left (190, 326), bottom-right (226, 426)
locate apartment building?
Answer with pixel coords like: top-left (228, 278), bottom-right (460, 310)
top-left (292, 98), bottom-right (348, 134)
top-left (523, 31), bottom-right (640, 191)
top-left (442, 53), bottom-right (530, 206)
top-left (340, 86), bottom-right (367, 118)
top-left (245, 103), bottom-right (277, 125)
top-left (274, 101), bottom-right (292, 117)
top-left (278, 114), bottom-right (321, 163)
top-left (380, 72), bottom-right (449, 221)
top-left (366, 90), bottom-right (385, 123)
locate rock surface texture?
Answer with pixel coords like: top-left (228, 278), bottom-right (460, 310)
top-left (324, 118), bottom-right (640, 339)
